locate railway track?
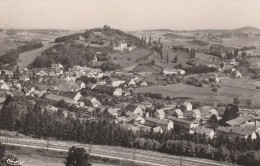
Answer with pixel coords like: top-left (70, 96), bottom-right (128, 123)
top-left (0, 136), bottom-right (233, 166)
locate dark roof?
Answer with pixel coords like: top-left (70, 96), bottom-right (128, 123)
top-left (56, 91), bottom-right (79, 99)
top-left (125, 104), bottom-right (139, 112)
top-left (216, 126), bottom-right (254, 136)
top-left (226, 116), bottom-right (251, 126)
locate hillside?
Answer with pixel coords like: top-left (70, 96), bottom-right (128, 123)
top-left (29, 26), bottom-right (143, 69)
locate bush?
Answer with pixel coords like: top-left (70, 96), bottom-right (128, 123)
top-left (127, 57), bottom-right (131, 61)
top-left (212, 87), bottom-right (219, 92)
top-left (256, 86), bottom-right (260, 89)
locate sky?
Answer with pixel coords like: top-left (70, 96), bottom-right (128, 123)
top-left (1, 0), bottom-right (260, 30)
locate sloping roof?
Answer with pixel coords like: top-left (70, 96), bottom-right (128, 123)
top-left (45, 94), bottom-right (74, 103)
top-left (226, 116), bottom-right (251, 126)
top-left (174, 109), bottom-right (183, 116)
top-left (157, 119), bottom-right (170, 125)
top-left (168, 117), bottom-right (192, 125)
top-left (125, 104), bottom-right (139, 112)
top-left (145, 117), bottom-right (159, 123)
top-left (57, 91), bottom-right (79, 99)
top-left (216, 126), bottom-right (254, 136)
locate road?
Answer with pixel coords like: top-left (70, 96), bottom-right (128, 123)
top-left (0, 136), bottom-right (233, 166)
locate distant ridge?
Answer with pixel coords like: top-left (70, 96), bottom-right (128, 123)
top-left (147, 26), bottom-right (260, 33)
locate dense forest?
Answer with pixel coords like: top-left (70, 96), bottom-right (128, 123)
top-left (0, 96), bottom-right (260, 165)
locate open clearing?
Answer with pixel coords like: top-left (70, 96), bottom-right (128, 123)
top-left (110, 48), bottom-right (153, 68)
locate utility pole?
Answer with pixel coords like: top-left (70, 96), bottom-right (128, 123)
top-left (132, 148), bottom-right (137, 163)
top-left (5, 129), bottom-right (8, 145)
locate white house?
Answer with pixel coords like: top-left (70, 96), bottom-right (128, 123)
top-left (163, 68), bottom-right (178, 76)
top-left (192, 109), bottom-right (201, 120)
top-left (0, 81), bottom-right (9, 90)
top-left (113, 88), bottom-right (123, 97)
top-left (179, 102), bottom-right (192, 112)
top-left (107, 79), bottom-right (125, 87)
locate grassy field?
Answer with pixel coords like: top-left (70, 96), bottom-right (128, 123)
top-left (12, 154), bottom-right (116, 166)
top-left (134, 78), bottom-right (260, 105)
top-left (110, 48), bottom-right (152, 68)
top-left (18, 42), bottom-right (56, 68)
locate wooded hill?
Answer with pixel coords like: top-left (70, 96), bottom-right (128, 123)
top-left (29, 26), bottom-right (143, 69)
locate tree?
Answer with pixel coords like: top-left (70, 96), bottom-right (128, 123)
top-left (233, 98), bottom-right (241, 106)
top-left (13, 66), bottom-right (20, 79)
top-left (149, 35), bottom-right (152, 45)
top-left (174, 55), bottom-right (178, 63)
top-left (65, 146), bottom-right (92, 166)
top-left (160, 51), bottom-right (163, 60)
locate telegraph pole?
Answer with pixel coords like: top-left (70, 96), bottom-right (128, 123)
top-left (133, 148), bottom-right (137, 163)
top-left (5, 129), bottom-right (8, 145)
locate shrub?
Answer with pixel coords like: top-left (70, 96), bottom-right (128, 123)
top-left (212, 87), bottom-right (219, 92)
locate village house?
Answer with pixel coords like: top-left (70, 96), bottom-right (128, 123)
top-left (179, 102), bottom-right (192, 112)
top-left (162, 68), bottom-right (178, 76)
top-left (106, 78), bottom-right (125, 87)
top-left (51, 63), bottom-right (64, 70)
top-left (145, 117), bottom-right (174, 131)
top-left (216, 126), bottom-right (257, 139)
top-left (103, 107), bottom-right (120, 118)
top-left (0, 80), bottom-right (9, 91)
top-left (195, 127), bottom-right (215, 139)
top-left (154, 109), bottom-right (165, 119)
top-left (226, 116), bottom-right (252, 126)
top-left (125, 104), bottom-right (143, 117)
top-left (192, 109), bottom-right (202, 120)
top-left (113, 88), bottom-right (123, 97)
top-left (126, 115), bottom-right (145, 125)
top-left (85, 83), bottom-right (97, 90)
top-left (57, 91), bottom-right (82, 102)
top-left (115, 116), bottom-right (127, 124)
top-left (82, 96), bottom-right (101, 108)
top-left (172, 109), bottom-right (184, 119)
top-left (169, 117), bottom-right (199, 134)
top-left (75, 81), bottom-right (86, 89)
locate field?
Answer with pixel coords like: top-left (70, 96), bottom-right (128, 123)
top-left (11, 154), bottom-right (116, 166)
top-left (134, 77), bottom-right (260, 105)
top-left (110, 48), bottom-right (153, 68)
top-left (18, 42), bottom-right (56, 68)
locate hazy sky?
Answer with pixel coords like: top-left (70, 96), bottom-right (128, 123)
top-left (1, 0), bottom-right (260, 30)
